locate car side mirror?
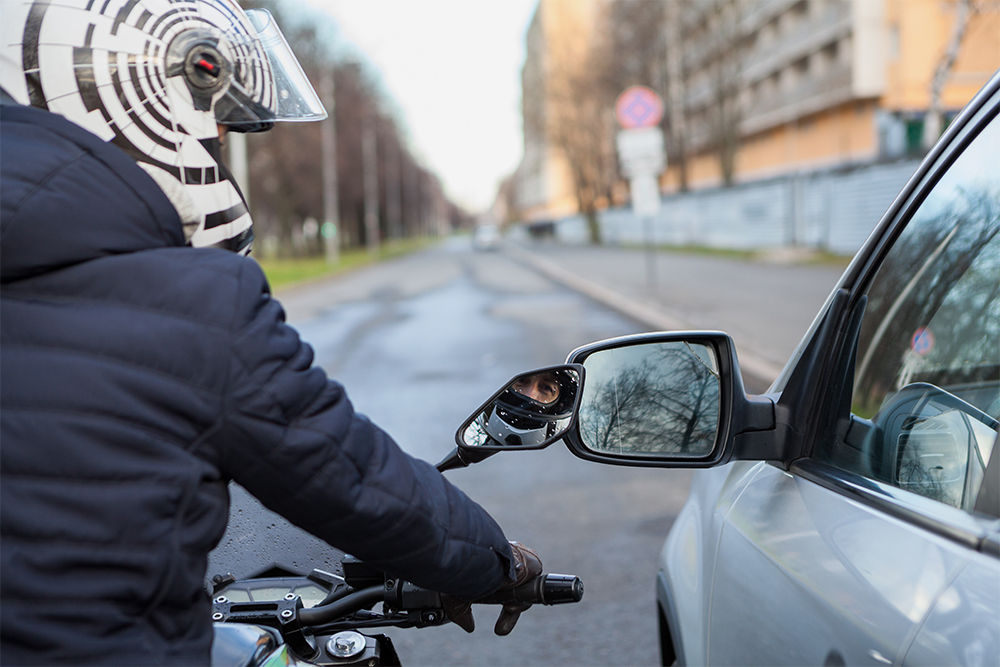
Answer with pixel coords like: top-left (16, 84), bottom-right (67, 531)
top-left (563, 332), bottom-right (774, 467)
top-left (456, 364), bottom-right (584, 451)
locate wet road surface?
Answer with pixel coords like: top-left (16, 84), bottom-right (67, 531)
top-left (209, 239), bottom-right (695, 665)
top-left (208, 237), bottom-right (833, 665)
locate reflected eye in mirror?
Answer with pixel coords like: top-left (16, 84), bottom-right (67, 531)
top-left (511, 372), bottom-right (561, 405)
top-left (457, 365), bottom-right (583, 450)
top-left (577, 341), bottom-right (721, 457)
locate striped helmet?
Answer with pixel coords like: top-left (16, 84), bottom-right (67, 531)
top-left (0, 0), bottom-right (326, 253)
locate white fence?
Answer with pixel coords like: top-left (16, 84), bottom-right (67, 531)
top-left (549, 158), bottom-right (922, 256)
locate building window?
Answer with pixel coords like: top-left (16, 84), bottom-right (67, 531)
top-left (824, 40), bottom-right (839, 63)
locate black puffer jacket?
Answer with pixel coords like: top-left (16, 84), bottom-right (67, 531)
top-left (0, 103), bottom-right (513, 665)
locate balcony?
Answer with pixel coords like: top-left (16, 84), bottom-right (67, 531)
top-left (741, 60), bottom-right (854, 134)
top-left (743, 2), bottom-right (851, 84)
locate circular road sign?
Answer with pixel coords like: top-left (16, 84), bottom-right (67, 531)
top-left (615, 85), bottom-right (664, 129)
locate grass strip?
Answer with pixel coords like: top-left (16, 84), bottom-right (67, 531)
top-left (620, 243), bottom-right (851, 266)
top-left (257, 237), bottom-right (440, 289)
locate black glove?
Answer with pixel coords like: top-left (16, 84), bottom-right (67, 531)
top-left (442, 595), bottom-right (476, 633)
top-left (442, 541), bottom-right (543, 635)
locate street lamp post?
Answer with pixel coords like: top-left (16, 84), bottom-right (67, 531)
top-left (320, 69), bottom-right (340, 264)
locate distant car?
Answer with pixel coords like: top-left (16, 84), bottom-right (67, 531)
top-left (563, 69), bottom-right (1000, 665)
top-left (472, 224), bottom-right (502, 251)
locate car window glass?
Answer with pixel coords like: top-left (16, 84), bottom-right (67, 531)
top-left (817, 113), bottom-right (1000, 512)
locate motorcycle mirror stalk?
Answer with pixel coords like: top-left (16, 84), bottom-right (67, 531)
top-left (436, 445), bottom-right (497, 472)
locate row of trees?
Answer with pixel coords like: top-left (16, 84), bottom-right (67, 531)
top-left (237, 1), bottom-right (470, 257)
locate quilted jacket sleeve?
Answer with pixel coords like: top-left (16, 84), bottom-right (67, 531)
top-left (212, 259), bottom-right (514, 600)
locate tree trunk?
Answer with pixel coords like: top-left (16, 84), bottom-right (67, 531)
top-left (586, 208), bottom-right (602, 245)
top-left (924, 0), bottom-right (973, 149)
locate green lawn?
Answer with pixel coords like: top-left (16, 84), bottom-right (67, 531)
top-left (256, 237), bottom-right (440, 290)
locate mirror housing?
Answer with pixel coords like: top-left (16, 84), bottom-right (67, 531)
top-left (563, 332), bottom-right (774, 468)
top-left (456, 364), bottom-right (585, 452)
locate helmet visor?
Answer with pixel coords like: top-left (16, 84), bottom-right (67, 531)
top-left (216, 8), bottom-right (326, 126)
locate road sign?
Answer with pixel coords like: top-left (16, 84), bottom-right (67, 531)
top-left (615, 86), bottom-right (664, 129)
top-left (616, 127), bottom-right (665, 179)
top-left (629, 173), bottom-right (661, 219)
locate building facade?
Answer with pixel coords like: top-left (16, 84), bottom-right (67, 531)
top-left (667, 0), bottom-right (1000, 190)
top-left (515, 0), bottom-right (605, 222)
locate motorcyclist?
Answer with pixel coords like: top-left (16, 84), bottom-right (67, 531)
top-left (478, 369), bottom-right (578, 447)
top-left (0, 1), bottom-right (538, 663)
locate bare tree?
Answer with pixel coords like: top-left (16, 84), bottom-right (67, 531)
top-left (604, 0), bottom-right (701, 193)
top-left (607, 0), bottom-right (665, 90)
top-left (924, 0), bottom-right (978, 149)
top-left (544, 1), bottom-right (618, 245)
top-left (705, 0), bottom-right (748, 186)
top-left (236, 0), bottom-right (457, 255)
top-left (664, 0), bottom-right (691, 191)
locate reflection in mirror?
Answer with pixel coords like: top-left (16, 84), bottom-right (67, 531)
top-left (578, 342), bottom-right (720, 457)
top-left (461, 368), bottom-right (580, 448)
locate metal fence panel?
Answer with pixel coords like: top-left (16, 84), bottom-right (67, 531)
top-left (552, 158), bottom-right (921, 256)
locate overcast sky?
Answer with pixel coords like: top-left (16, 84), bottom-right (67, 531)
top-left (306, 0), bottom-right (538, 213)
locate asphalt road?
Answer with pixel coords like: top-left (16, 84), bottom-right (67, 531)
top-left (207, 238), bottom-right (840, 665)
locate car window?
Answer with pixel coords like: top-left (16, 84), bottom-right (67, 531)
top-left (816, 112), bottom-right (1000, 513)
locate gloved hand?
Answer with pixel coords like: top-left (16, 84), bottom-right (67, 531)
top-left (494, 541), bottom-right (542, 636)
top-left (442, 595), bottom-right (476, 633)
top-left (442, 541), bottom-right (543, 636)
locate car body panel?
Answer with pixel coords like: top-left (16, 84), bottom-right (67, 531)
top-left (660, 462), bottom-right (766, 666)
top-left (708, 462), bottom-right (974, 666)
top-left (904, 549), bottom-right (1000, 665)
top-left (653, 70), bottom-right (1000, 667)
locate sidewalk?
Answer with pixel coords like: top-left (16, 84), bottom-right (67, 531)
top-left (507, 241), bottom-right (850, 388)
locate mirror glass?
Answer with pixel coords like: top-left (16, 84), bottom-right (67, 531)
top-left (460, 367), bottom-right (581, 448)
top-left (578, 342), bottom-right (721, 457)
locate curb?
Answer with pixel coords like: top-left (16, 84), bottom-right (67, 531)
top-left (507, 245), bottom-right (786, 388)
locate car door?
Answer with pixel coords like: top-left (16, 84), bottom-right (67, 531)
top-left (707, 85), bottom-right (1000, 665)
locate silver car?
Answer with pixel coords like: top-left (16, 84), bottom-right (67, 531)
top-left (472, 224), bottom-right (502, 251)
top-left (562, 70), bottom-right (1000, 665)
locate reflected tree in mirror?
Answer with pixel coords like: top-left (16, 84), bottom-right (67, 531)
top-left (461, 368), bottom-right (580, 448)
top-left (579, 342), bottom-right (721, 456)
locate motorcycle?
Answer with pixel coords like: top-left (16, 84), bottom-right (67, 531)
top-left (209, 365), bottom-right (586, 667)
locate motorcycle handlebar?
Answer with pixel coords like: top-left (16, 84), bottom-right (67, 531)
top-left (296, 573), bottom-right (583, 627)
top-left (477, 573), bottom-right (584, 606)
top-left (298, 586), bottom-right (385, 626)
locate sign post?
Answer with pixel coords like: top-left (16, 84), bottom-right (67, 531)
top-left (615, 86), bottom-right (665, 289)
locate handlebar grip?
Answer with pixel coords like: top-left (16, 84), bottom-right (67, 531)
top-left (537, 573), bottom-right (584, 605)
top-left (478, 573), bottom-right (584, 606)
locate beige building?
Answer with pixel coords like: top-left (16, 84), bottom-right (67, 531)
top-left (512, 0), bottom-right (998, 218)
top-left (516, 0), bottom-right (604, 222)
top-left (668, 0), bottom-right (1000, 190)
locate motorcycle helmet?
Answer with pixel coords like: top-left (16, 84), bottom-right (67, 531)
top-left (0, 0), bottom-right (326, 254)
top-left (482, 369), bottom-right (578, 447)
